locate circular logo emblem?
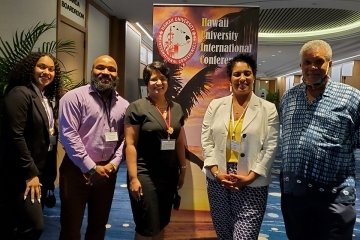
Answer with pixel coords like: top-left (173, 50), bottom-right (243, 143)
top-left (156, 16), bottom-right (197, 64)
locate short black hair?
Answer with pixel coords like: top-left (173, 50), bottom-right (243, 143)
top-left (143, 61), bottom-right (170, 85)
top-left (226, 54), bottom-right (257, 78)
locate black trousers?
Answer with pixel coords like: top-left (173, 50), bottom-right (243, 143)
top-left (0, 170), bottom-right (53, 240)
top-left (281, 193), bottom-right (356, 240)
top-left (59, 155), bottom-right (117, 240)
top-left (0, 193), bottom-right (44, 240)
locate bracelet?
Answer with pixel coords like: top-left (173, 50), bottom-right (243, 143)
top-left (180, 165), bottom-right (187, 169)
top-left (109, 162), bottom-right (117, 171)
top-left (213, 170), bottom-right (219, 179)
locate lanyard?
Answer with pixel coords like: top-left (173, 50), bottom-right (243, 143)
top-left (102, 97), bottom-right (112, 131)
top-left (32, 83), bottom-right (54, 135)
top-left (155, 105), bottom-right (173, 139)
top-left (42, 98), bottom-right (55, 135)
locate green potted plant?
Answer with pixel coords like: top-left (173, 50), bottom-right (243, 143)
top-left (266, 89), bottom-right (280, 109)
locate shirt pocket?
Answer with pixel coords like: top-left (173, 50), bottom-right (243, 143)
top-left (316, 111), bottom-right (350, 144)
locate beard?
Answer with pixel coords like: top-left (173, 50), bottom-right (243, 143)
top-left (91, 74), bottom-right (117, 93)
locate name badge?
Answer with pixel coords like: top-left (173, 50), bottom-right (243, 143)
top-left (105, 132), bottom-right (118, 142)
top-left (230, 140), bottom-right (240, 153)
top-left (161, 139), bottom-right (176, 150)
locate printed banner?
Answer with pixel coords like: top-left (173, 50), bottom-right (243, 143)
top-left (153, 5), bottom-right (259, 235)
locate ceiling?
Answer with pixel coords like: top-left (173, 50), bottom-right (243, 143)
top-left (93, 0), bottom-right (360, 78)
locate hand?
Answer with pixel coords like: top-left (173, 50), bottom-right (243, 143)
top-left (94, 165), bottom-right (110, 178)
top-left (104, 163), bottom-right (116, 175)
top-left (228, 171), bottom-right (259, 190)
top-left (24, 176), bottom-right (42, 204)
top-left (129, 178), bottom-right (143, 201)
top-left (83, 165), bottom-right (111, 185)
top-left (177, 170), bottom-right (186, 190)
top-left (216, 172), bottom-right (236, 189)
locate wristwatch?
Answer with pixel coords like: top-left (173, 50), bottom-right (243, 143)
top-left (86, 165), bottom-right (97, 177)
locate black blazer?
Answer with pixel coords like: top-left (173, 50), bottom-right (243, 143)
top-left (0, 85), bottom-right (57, 190)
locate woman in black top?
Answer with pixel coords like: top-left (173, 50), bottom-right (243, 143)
top-left (125, 61), bottom-right (187, 239)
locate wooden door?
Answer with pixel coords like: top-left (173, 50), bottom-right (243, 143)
top-left (56, 20), bottom-right (85, 185)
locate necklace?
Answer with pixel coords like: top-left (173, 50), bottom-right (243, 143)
top-left (154, 104), bottom-right (173, 136)
top-left (147, 97), bottom-right (173, 136)
top-left (157, 105), bottom-right (168, 113)
top-left (147, 97), bottom-right (167, 111)
top-left (231, 101), bottom-right (248, 139)
top-left (232, 96), bottom-right (249, 117)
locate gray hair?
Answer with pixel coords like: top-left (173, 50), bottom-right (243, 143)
top-left (299, 40), bottom-right (332, 61)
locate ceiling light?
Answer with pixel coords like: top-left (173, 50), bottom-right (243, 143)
top-left (259, 21), bottom-right (360, 39)
top-left (333, 54), bottom-right (360, 64)
top-left (136, 22), bottom-right (153, 41)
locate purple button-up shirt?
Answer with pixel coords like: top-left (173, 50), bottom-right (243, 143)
top-left (59, 84), bottom-right (129, 173)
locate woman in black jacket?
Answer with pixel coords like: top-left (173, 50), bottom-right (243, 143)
top-left (0, 52), bottom-right (62, 240)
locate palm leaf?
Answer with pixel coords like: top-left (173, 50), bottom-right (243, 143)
top-left (153, 37), bottom-right (216, 119)
top-left (175, 65), bottom-right (217, 119)
top-left (61, 69), bottom-right (82, 92)
top-left (165, 63), bottom-right (184, 100)
top-left (40, 40), bottom-right (76, 56)
top-left (0, 20), bottom-right (76, 96)
top-left (40, 40), bottom-right (76, 70)
top-left (9, 20), bottom-right (55, 63)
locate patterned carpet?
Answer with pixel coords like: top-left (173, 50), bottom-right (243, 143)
top-left (41, 152), bottom-right (360, 240)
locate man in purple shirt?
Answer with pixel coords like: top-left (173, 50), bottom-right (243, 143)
top-left (58, 55), bottom-right (129, 240)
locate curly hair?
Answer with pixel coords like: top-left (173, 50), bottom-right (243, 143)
top-left (226, 54), bottom-right (257, 78)
top-left (6, 52), bottom-right (62, 101)
top-left (143, 61), bottom-right (170, 86)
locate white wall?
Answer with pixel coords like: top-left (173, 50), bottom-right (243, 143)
top-left (125, 22), bottom-right (141, 102)
top-left (86, 4), bottom-right (110, 83)
top-left (341, 61), bottom-right (354, 77)
top-left (285, 75), bottom-right (295, 91)
top-left (331, 64), bottom-right (341, 82)
top-left (0, 0), bottom-right (57, 56)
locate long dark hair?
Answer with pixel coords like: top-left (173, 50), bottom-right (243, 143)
top-left (6, 52), bottom-right (62, 101)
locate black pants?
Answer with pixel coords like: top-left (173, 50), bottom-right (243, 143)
top-left (281, 193), bottom-right (356, 240)
top-left (0, 175), bottom-right (52, 240)
top-left (59, 155), bottom-right (117, 240)
top-left (1, 193), bottom-right (44, 240)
